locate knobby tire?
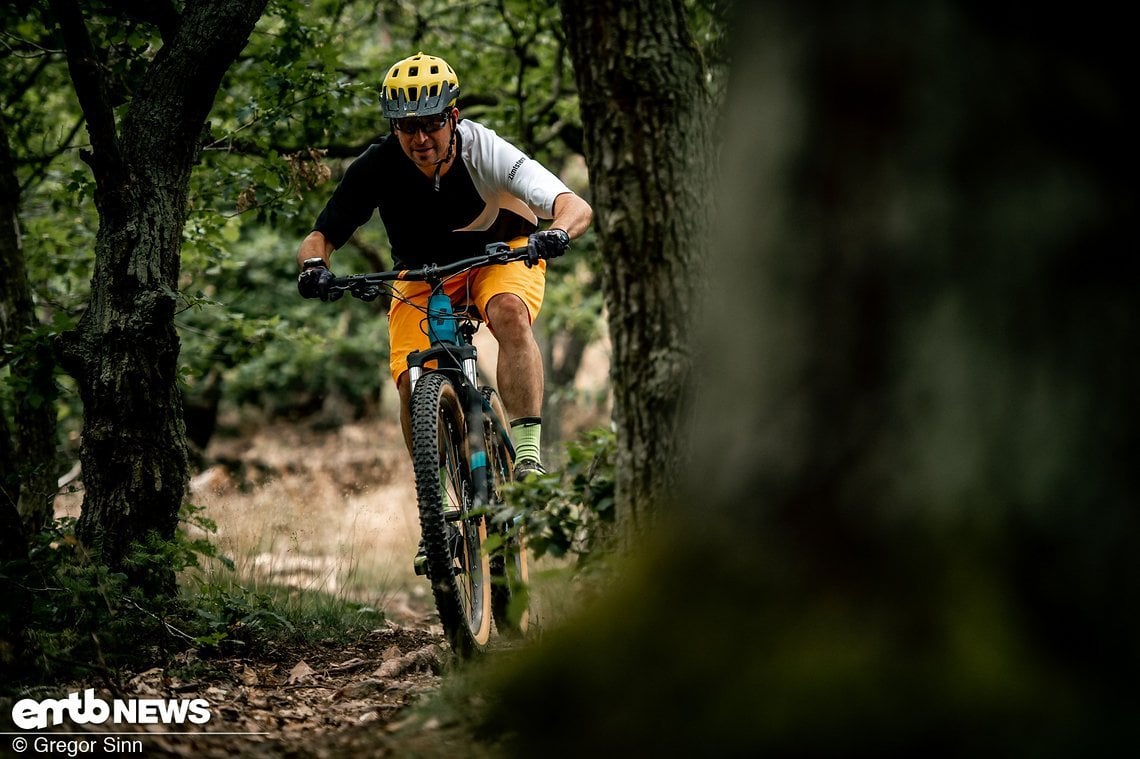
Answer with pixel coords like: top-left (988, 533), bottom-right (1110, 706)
top-left (411, 372), bottom-right (491, 657)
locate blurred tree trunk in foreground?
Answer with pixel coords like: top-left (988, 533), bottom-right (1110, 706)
top-left (480, 3), bottom-right (1137, 754)
top-left (560, 0), bottom-right (715, 537)
top-left (50, 0), bottom-right (267, 594)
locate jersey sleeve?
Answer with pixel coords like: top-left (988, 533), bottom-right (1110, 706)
top-left (312, 145), bottom-right (383, 249)
top-left (462, 121), bottom-right (572, 220)
top-left (506, 151), bottom-right (572, 219)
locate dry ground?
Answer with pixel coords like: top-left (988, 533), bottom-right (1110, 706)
top-left (38, 334), bottom-right (611, 756)
top-left (41, 418), bottom-right (448, 756)
top-left (38, 418), bottom-right (502, 757)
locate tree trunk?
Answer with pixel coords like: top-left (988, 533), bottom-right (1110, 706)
top-left (0, 115), bottom-right (57, 539)
top-left (560, 0), bottom-right (715, 537)
top-left (481, 4), bottom-right (1137, 754)
top-left (538, 325), bottom-right (590, 453)
top-left (51, 0), bottom-right (268, 594)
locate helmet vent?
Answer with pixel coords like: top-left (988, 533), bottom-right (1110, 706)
top-left (408, 86), bottom-right (418, 101)
top-left (391, 67), bottom-right (399, 77)
top-left (409, 66), bottom-right (419, 76)
top-left (431, 65), bottom-right (439, 74)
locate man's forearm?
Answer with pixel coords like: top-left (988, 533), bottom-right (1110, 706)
top-left (550, 192), bottom-right (593, 240)
top-left (296, 230), bottom-right (335, 269)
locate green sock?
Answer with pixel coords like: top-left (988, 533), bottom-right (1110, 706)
top-left (511, 417), bottom-right (542, 464)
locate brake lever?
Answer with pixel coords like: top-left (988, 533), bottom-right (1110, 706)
top-left (354, 285), bottom-right (381, 302)
top-left (484, 242), bottom-right (514, 264)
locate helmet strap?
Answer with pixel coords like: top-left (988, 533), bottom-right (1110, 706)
top-left (432, 110), bottom-right (458, 192)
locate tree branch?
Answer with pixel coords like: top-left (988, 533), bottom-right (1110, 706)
top-left (120, 0), bottom-right (272, 170)
top-left (531, 34), bottom-right (567, 123)
top-left (19, 115), bottom-right (86, 194)
top-left (5, 54), bottom-right (54, 105)
top-left (47, 0), bottom-right (122, 181)
top-left (202, 134), bottom-right (384, 160)
top-left (101, 0), bottom-right (182, 44)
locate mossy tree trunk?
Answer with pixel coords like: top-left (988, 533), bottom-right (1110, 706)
top-left (50, 0), bottom-right (268, 594)
top-left (482, 3), bottom-right (1137, 754)
top-left (559, 0), bottom-right (716, 538)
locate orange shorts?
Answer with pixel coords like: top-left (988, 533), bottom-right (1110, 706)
top-left (387, 259), bottom-right (546, 384)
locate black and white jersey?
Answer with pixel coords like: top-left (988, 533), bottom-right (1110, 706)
top-left (313, 119), bottom-right (571, 268)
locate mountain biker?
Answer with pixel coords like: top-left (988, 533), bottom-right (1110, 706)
top-left (296, 52), bottom-right (592, 485)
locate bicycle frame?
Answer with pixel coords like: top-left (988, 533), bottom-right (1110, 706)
top-left (406, 289), bottom-right (515, 513)
top-left (328, 242), bottom-right (525, 508)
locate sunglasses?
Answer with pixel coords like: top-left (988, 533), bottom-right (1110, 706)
top-left (391, 114), bottom-right (450, 135)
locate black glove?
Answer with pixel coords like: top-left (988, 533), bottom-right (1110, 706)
top-left (297, 258), bottom-right (334, 300)
top-left (527, 228), bottom-right (570, 266)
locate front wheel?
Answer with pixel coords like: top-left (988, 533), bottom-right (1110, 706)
top-left (411, 372), bottom-right (491, 657)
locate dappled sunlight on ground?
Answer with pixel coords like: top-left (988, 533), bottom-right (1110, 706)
top-left (190, 418), bottom-right (422, 613)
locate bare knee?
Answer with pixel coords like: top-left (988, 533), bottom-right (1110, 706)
top-left (486, 294), bottom-right (532, 343)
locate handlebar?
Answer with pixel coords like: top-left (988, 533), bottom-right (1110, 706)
top-left (324, 241), bottom-right (535, 302)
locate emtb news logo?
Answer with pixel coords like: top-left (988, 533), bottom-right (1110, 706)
top-left (11, 689), bottom-right (211, 730)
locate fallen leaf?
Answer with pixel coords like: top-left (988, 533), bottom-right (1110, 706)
top-left (288, 660), bottom-right (315, 684)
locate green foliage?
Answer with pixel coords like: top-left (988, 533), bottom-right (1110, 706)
top-left (541, 236), bottom-right (603, 339)
top-left (0, 504), bottom-right (383, 694)
top-left (5, 0), bottom-right (616, 429)
top-left (175, 226), bottom-right (389, 421)
top-left (170, 0), bottom-right (597, 422)
top-left (1, 324), bottom-right (55, 411)
top-left (182, 573), bottom-right (385, 655)
top-left (1, 517), bottom-right (171, 688)
top-left (494, 426), bottom-right (616, 562)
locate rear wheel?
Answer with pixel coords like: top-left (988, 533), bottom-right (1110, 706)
top-left (411, 373), bottom-right (491, 657)
top-left (483, 387), bottom-right (530, 636)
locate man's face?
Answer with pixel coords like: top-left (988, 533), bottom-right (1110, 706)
top-left (393, 108), bottom-right (456, 172)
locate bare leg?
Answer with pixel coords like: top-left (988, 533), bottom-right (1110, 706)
top-left (397, 371), bottom-right (413, 456)
top-left (485, 293), bottom-right (543, 420)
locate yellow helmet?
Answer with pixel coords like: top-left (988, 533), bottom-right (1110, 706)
top-left (380, 52), bottom-right (460, 119)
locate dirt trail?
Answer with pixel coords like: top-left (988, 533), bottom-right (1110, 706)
top-left (43, 417), bottom-right (484, 757)
top-left (41, 360), bottom-right (609, 756)
top-left (14, 309), bottom-right (615, 756)
top-left (88, 621), bottom-right (453, 757)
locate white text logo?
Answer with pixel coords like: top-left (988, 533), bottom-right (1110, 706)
top-left (11, 689), bottom-right (211, 730)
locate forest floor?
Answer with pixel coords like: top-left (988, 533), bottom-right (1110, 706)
top-left (37, 418), bottom-right (449, 756)
top-left (35, 352), bottom-right (609, 758)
